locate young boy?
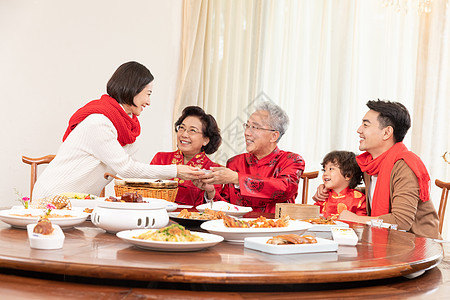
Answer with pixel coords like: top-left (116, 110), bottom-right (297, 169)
top-left (315, 151), bottom-right (367, 219)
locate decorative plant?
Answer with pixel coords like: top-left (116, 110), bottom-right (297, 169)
top-left (14, 188), bottom-right (30, 209)
top-left (44, 203), bottom-right (56, 216)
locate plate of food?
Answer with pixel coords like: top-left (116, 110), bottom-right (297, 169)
top-left (244, 235), bottom-right (338, 254)
top-left (27, 220), bottom-right (65, 250)
top-left (168, 208), bottom-right (226, 227)
top-left (98, 195), bottom-right (177, 211)
top-left (60, 192), bottom-right (99, 210)
top-left (60, 192), bottom-right (98, 200)
top-left (116, 224), bottom-right (224, 251)
top-left (302, 218), bottom-right (349, 232)
top-left (196, 201), bottom-right (252, 217)
top-left (200, 215), bottom-right (312, 243)
top-left (0, 208), bottom-right (89, 229)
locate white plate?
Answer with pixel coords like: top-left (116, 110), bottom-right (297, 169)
top-left (71, 207), bottom-right (92, 220)
top-left (68, 198), bottom-right (100, 209)
top-left (97, 198), bottom-right (175, 211)
top-left (244, 236), bottom-right (338, 254)
top-left (163, 201), bottom-right (178, 212)
top-left (332, 227), bottom-right (358, 246)
top-left (200, 219), bottom-right (312, 243)
top-left (167, 212), bottom-right (211, 227)
top-left (116, 229), bottom-right (224, 251)
top-left (0, 209), bottom-right (88, 229)
top-left (307, 221), bottom-right (349, 232)
top-left (12, 205), bottom-right (93, 220)
top-left (27, 224), bottom-right (65, 249)
top-left (177, 205), bottom-right (193, 209)
top-left (196, 201), bottom-right (252, 217)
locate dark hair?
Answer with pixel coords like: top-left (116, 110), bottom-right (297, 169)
top-left (366, 99), bottom-right (411, 143)
top-left (107, 61), bottom-right (154, 107)
top-left (174, 106), bottom-right (222, 154)
top-left (321, 151), bottom-right (362, 189)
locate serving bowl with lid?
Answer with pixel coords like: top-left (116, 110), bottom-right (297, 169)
top-left (91, 198), bottom-right (169, 233)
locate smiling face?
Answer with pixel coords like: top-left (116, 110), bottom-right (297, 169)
top-left (122, 82), bottom-right (153, 116)
top-left (244, 110), bottom-right (279, 160)
top-left (177, 115), bottom-right (210, 161)
top-left (322, 161), bottom-right (350, 194)
top-left (357, 109), bottom-right (394, 158)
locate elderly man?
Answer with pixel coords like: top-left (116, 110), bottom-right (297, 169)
top-left (314, 100), bottom-right (440, 239)
top-left (195, 101), bottom-right (305, 213)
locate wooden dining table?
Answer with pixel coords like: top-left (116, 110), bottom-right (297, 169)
top-left (0, 210), bottom-right (448, 299)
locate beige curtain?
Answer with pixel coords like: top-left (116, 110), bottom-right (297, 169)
top-left (174, 0), bottom-right (264, 162)
top-left (175, 0), bottom-right (450, 237)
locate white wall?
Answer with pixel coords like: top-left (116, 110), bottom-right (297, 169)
top-left (0, 0), bottom-right (182, 207)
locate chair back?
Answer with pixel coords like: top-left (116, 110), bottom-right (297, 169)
top-left (300, 171), bottom-right (319, 204)
top-left (22, 155), bottom-right (55, 200)
top-left (436, 179), bottom-right (450, 234)
top-left (22, 155), bottom-right (105, 200)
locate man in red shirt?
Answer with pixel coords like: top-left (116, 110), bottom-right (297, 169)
top-left (195, 101), bottom-right (305, 213)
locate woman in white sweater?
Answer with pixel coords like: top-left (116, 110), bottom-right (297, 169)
top-left (33, 61), bottom-right (203, 199)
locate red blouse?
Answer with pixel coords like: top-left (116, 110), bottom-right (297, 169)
top-left (315, 187), bottom-right (367, 219)
top-left (150, 150), bottom-right (222, 207)
top-left (213, 147), bottom-right (305, 213)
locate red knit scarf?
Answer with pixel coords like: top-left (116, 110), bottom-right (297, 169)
top-left (62, 94), bottom-right (141, 146)
top-left (356, 142), bottom-right (430, 216)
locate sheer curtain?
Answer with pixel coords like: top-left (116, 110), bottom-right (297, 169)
top-left (175, 0), bottom-right (450, 237)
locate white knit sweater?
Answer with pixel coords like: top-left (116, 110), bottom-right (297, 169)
top-left (33, 114), bottom-right (177, 199)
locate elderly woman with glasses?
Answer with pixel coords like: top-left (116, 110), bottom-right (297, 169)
top-left (150, 106), bottom-right (223, 207)
top-left (195, 101), bottom-right (305, 213)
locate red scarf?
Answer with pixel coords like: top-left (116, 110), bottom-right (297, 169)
top-left (356, 142), bottom-right (430, 216)
top-left (62, 94), bottom-right (141, 146)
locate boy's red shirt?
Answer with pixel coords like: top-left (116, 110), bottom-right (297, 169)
top-left (315, 187), bottom-right (367, 219)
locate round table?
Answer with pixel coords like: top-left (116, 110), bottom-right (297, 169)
top-left (0, 219), bottom-right (443, 285)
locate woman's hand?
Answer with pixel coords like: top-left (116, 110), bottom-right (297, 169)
top-left (176, 165), bottom-right (205, 180)
top-left (312, 184), bottom-right (329, 203)
top-left (200, 167), bottom-right (239, 185)
top-left (192, 179), bottom-right (216, 200)
top-left (192, 179), bottom-right (215, 192)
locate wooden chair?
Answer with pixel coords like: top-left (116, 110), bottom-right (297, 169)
top-left (22, 155), bottom-right (56, 200)
top-left (22, 155), bottom-right (105, 200)
top-left (436, 179), bottom-right (450, 235)
top-left (300, 171), bottom-right (319, 204)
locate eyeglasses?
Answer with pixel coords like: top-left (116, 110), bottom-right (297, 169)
top-left (176, 125), bottom-right (202, 135)
top-left (242, 123), bottom-right (277, 133)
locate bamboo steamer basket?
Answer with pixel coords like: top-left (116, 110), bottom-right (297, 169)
top-left (104, 173), bottom-right (178, 202)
